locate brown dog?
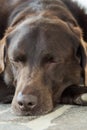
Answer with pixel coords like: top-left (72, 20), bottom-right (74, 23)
top-left (0, 0), bottom-right (87, 116)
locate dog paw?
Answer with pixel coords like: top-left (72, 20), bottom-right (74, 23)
top-left (74, 93), bottom-right (87, 106)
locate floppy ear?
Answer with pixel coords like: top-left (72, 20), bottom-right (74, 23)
top-left (0, 27), bottom-right (14, 73)
top-left (73, 26), bottom-right (87, 86)
top-left (0, 36), bottom-right (6, 73)
top-left (80, 38), bottom-right (87, 86)
top-left (69, 23), bottom-right (87, 86)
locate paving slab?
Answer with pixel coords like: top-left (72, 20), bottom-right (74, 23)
top-left (0, 104), bottom-right (87, 130)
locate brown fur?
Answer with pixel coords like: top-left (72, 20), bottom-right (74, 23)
top-left (0, 0), bottom-right (87, 116)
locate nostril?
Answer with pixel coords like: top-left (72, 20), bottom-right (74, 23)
top-left (27, 102), bottom-right (36, 109)
top-left (17, 92), bottom-right (38, 109)
top-left (28, 102), bottom-right (33, 106)
top-left (18, 101), bottom-right (23, 106)
top-left (18, 101), bottom-right (25, 110)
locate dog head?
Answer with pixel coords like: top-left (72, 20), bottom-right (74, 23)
top-left (0, 1), bottom-right (87, 116)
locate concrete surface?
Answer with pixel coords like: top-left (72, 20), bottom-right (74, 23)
top-left (0, 104), bottom-right (87, 130)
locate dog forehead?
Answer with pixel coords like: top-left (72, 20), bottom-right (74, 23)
top-left (11, 15), bottom-right (72, 43)
top-left (7, 16), bottom-right (76, 59)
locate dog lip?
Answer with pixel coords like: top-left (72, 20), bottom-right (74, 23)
top-left (12, 102), bottom-right (53, 116)
top-left (12, 103), bottom-right (39, 116)
top-left (12, 106), bottom-right (33, 116)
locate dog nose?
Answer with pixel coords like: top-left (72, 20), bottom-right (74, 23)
top-left (17, 92), bottom-right (37, 110)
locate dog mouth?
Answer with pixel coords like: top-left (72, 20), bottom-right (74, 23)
top-left (11, 82), bottom-right (54, 116)
top-left (11, 103), bottom-right (53, 116)
top-left (11, 94), bottom-right (53, 116)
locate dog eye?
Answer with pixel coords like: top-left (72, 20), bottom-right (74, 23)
top-left (9, 55), bottom-right (26, 65)
top-left (42, 54), bottom-right (55, 65)
top-left (14, 55), bottom-right (26, 63)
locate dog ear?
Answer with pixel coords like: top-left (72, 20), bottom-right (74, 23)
top-left (73, 26), bottom-right (87, 86)
top-left (0, 36), bottom-right (6, 73)
top-left (74, 26), bottom-right (87, 86)
top-left (74, 27), bottom-right (87, 86)
top-left (80, 38), bottom-right (87, 86)
top-left (69, 23), bottom-right (87, 86)
top-left (0, 27), bottom-right (14, 73)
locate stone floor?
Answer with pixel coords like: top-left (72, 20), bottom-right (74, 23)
top-left (0, 104), bottom-right (87, 130)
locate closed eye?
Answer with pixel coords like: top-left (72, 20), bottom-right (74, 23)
top-left (41, 54), bottom-right (55, 65)
top-left (15, 56), bottom-right (26, 62)
top-left (11, 55), bottom-right (26, 63)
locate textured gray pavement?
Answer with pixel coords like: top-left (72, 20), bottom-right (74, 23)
top-left (0, 104), bottom-right (87, 130)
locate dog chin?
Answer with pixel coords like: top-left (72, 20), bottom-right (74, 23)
top-left (11, 103), bottom-right (53, 116)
